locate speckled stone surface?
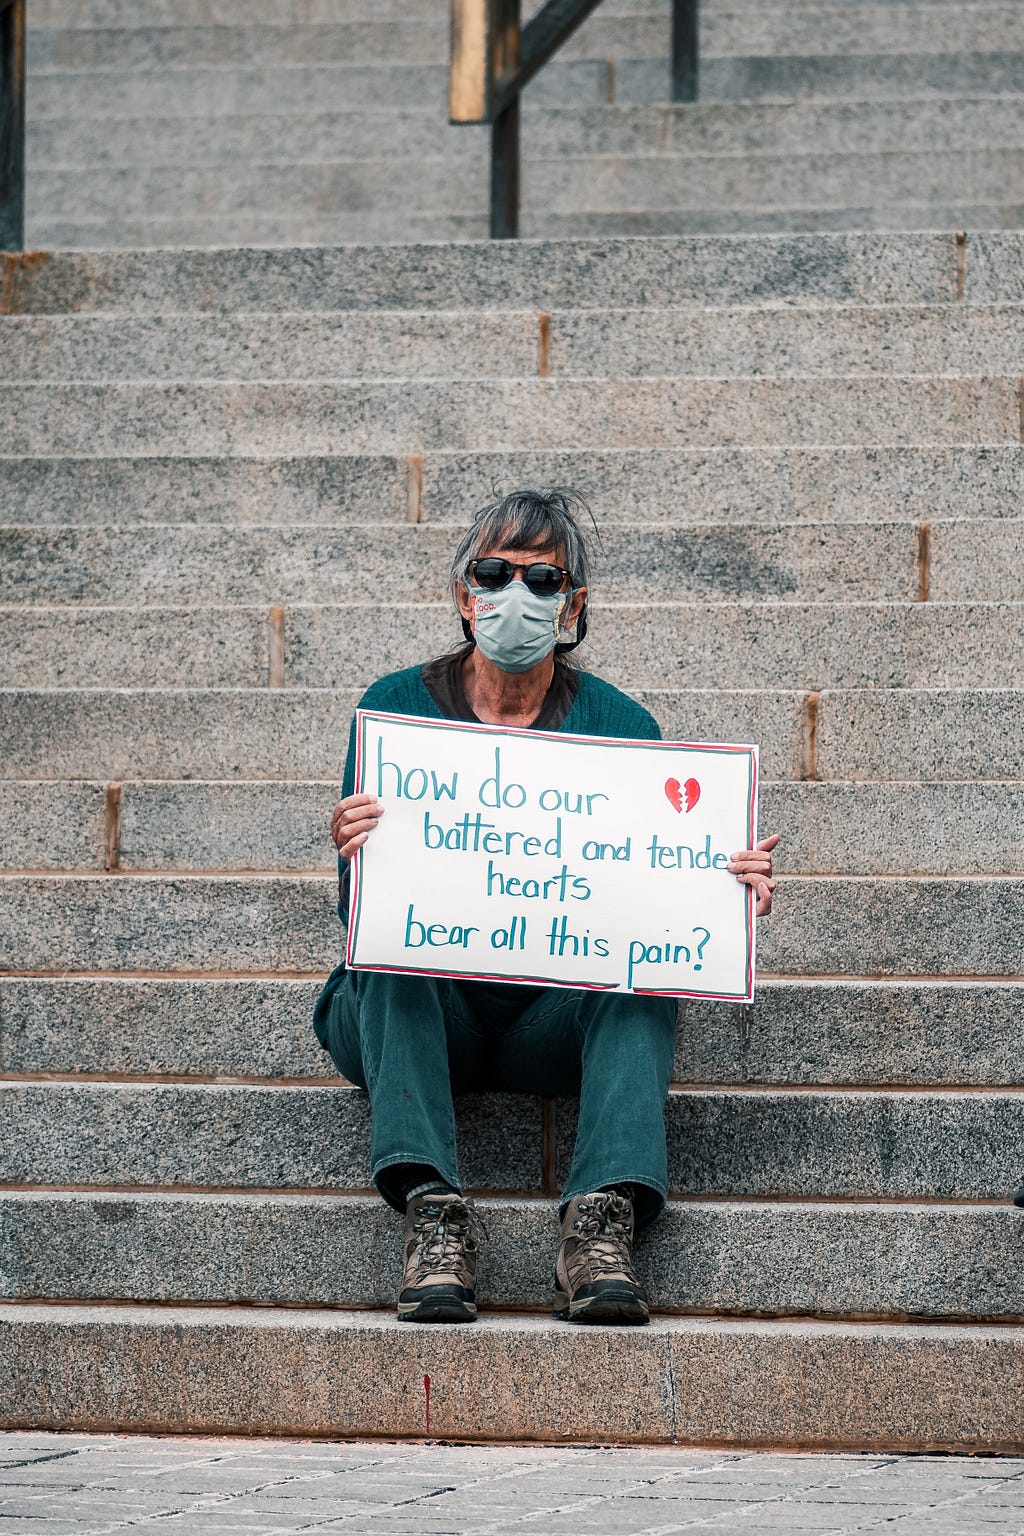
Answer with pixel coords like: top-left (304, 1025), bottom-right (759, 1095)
top-left (0, 607), bottom-right (272, 689)
top-left (3, 975), bottom-right (1019, 1088)
top-left (547, 304), bottom-right (1024, 379)
top-left (674, 979), bottom-right (1024, 1086)
top-left (7, 446), bottom-right (1024, 528)
top-left (815, 688), bottom-right (1024, 779)
top-left (4, 378), bottom-right (1014, 457)
top-left (0, 782), bottom-right (106, 872)
top-left (931, 519), bottom-right (1024, 602)
top-left (0, 874), bottom-right (339, 973)
top-left (558, 1087), bottom-right (1024, 1199)
top-left (1, 313), bottom-right (537, 383)
top-left (0, 455), bottom-right (411, 527)
top-left (0, 976), bottom-right (331, 1078)
top-left (966, 232), bottom-right (1024, 303)
top-left (0, 685), bottom-right (805, 780)
top-left (2, 1192), bottom-right (1023, 1318)
top-left (0, 524), bottom-right (921, 606)
top-left (285, 601), bottom-right (1024, 692)
top-left (0, 1082), bottom-right (543, 1193)
top-left (2, 873), bottom-right (1021, 976)
top-left (1, 1305), bottom-right (1022, 1448)
top-left (13, 777), bottom-right (1019, 876)
top-left (5, 236), bottom-right (961, 316)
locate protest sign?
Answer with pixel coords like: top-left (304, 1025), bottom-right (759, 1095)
top-left (346, 710), bottom-right (759, 1002)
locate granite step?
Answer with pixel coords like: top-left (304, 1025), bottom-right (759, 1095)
top-left (22, 61), bottom-right (607, 122)
top-left (2, 1192), bottom-right (1022, 1320)
top-left (24, 149), bottom-right (1024, 223)
top-left (3, 1304), bottom-right (1022, 1449)
top-left (26, 98), bottom-right (1024, 166)
top-left (0, 1078), bottom-right (1022, 1199)
top-left (3, 975), bottom-right (1021, 1087)
top-left (6, 234), bottom-right (993, 314)
top-left (617, 51), bottom-right (1024, 104)
top-left (0, 523), bottom-right (932, 606)
top-left (5, 448), bottom-right (1024, 527)
top-left (2, 379), bottom-right (1017, 456)
top-left (3, 778), bottom-right (1022, 877)
top-left (31, 205), bottom-right (1024, 248)
top-left (5, 607), bottom-right (1024, 697)
top-left (23, 9), bottom-right (1023, 71)
top-left (0, 874), bottom-right (1021, 976)
top-left (5, 305), bottom-right (1023, 380)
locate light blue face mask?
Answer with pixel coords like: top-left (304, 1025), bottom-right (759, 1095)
top-left (470, 579), bottom-right (575, 674)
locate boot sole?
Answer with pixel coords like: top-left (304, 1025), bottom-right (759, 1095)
top-left (397, 1294), bottom-right (477, 1323)
top-left (553, 1287), bottom-right (650, 1325)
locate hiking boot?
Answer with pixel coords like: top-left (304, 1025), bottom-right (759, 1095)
top-left (397, 1193), bottom-right (482, 1323)
top-left (554, 1190), bottom-right (650, 1325)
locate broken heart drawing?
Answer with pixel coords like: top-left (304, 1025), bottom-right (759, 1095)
top-left (664, 776), bottom-right (700, 814)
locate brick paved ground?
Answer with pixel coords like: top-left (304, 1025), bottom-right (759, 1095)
top-left (1, 1434), bottom-right (1023, 1536)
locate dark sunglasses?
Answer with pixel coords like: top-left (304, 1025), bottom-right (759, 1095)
top-left (468, 558), bottom-right (573, 597)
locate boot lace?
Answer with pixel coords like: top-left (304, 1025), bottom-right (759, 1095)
top-left (564, 1193), bottom-right (639, 1286)
top-left (408, 1197), bottom-right (485, 1280)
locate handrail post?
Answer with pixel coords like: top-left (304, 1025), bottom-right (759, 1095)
top-left (671, 0), bottom-right (699, 102)
top-left (0, 0), bottom-right (26, 252)
top-left (489, 0), bottom-right (520, 238)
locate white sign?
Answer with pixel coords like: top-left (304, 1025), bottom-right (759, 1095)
top-left (347, 711), bottom-right (759, 1002)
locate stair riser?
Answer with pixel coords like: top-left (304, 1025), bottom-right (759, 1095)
top-left (6, 448), bottom-right (1023, 527)
top-left (2, 380), bottom-right (1016, 456)
top-left (6, 608), bottom-right (1024, 698)
top-left (3, 976), bottom-right (1020, 1086)
top-left (4, 235), bottom-right (974, 314)
top-left (0, 1080), bottom-right (1022, 1198)
top-left (24, 12), bottom-right (1024, 72)
top-left (0, 525), bottom-right (927, 606)
top-left (1, 876), bottom-right (1021, 977)
top-left (4, 780), bottom-right (1023, 877)
top-left (2, 1194), bottom-right (1022, 1319)
top-left (25, 99), bottom-right (1024, 165)
top-left (618, 52), bottom-right (1024, 104)
top-left (25, 150), bottom-right (1024, 218)
top-left (2, 1307), bottom-right (1022, 1449)
top-left (6, 307), bottom-right (1024, 380)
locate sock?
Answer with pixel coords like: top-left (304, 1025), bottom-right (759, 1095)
top-left (391, 1163), bottom-right (459, 1209)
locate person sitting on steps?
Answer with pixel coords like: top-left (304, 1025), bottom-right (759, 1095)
top-left (313, 488), bottom-right (778, 1326)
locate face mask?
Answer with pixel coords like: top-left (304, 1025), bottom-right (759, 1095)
top-left (470, 580), bottom-right (574, 674)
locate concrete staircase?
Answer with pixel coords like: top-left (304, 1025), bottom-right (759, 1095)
top-left (22, 0), bottom-right (1024, 244)
top-left (2, 0), bottom-right (1024, 1452)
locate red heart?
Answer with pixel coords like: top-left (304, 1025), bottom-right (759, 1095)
top-left (664, 778), bottom-right (683, 813)
top-left (684, 777), bottom-right (700, 813)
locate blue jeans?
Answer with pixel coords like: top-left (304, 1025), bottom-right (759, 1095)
top-left (314, 966), bottom-right (677, 1229)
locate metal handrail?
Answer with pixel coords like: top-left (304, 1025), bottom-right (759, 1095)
top-left (451, 0), bottom-right (698, 238)
top-left (0, 0), bottom-right (25, 252)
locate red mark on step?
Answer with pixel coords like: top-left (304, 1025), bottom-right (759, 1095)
top-left (424, 1373), bottom-right (431, 1435)
top-left (665, 777), bottom-right (700, 813)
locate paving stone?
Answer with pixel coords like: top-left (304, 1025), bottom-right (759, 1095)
top-left (0, 1082), bottom-right (542, 1193)
top-left (930, 519), bottom-right (1024, 602)
top-left (814, 689), bottom-right (1024, 778)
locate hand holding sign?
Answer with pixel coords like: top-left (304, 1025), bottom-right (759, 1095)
top-left (343, 712), bottom-right (769, 1002)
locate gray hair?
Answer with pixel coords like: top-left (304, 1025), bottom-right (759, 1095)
top-left (448, 487), bottom-right (599, 602)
